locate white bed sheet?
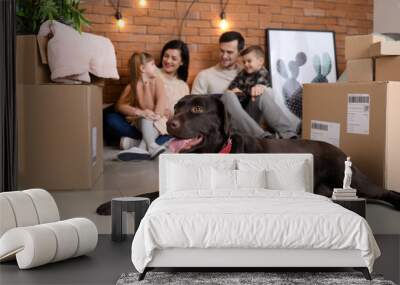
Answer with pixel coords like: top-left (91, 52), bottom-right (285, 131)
top-left (131, 190), bottom-right (380, 273)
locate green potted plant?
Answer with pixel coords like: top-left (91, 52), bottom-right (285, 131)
top-left (16, 0), bottom-right (91, 35)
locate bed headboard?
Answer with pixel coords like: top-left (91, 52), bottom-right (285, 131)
top-left (159, 153), bottom-right (314, 195)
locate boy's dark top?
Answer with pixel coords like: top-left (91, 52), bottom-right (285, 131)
top-left (228, 66), bottom-right (271, 108)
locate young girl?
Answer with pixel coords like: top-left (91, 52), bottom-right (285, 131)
top-left (117, 52), bottom-right (169, 160)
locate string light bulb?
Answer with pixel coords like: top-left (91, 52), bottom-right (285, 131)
top-left (115, 11), bottom-right (125, 29)
top-left (219, 12), bottom-right (229, 31)
top-left (139, 0), bottom-right (147, 7)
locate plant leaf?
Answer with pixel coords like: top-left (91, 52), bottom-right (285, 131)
top-left (16, 0), bottom-right (90, 34)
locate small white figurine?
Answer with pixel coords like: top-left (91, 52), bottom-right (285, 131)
top-left (343, 157), bottom-right (353, 189)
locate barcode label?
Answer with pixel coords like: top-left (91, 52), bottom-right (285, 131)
top-left (347, 94), bottom-right (370, 135)
top-left (310, 120), bottom-right (340, 147)
top-left (348, 96), bottom-right (370, 104)
top-left (311, 122), bottom-right (328, 131)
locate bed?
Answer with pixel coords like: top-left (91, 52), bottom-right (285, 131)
top-left (131, 154), bottom-right (380, 280)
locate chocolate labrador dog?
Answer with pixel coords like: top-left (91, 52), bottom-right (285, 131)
top-left (167, 94), bottom-right (400, 210)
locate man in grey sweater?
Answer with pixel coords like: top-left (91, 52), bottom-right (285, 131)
top-left (191, 31), bottom-right (297, 139)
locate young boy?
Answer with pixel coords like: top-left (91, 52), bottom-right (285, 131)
top-left (227, 45), bottom-right (270, 108)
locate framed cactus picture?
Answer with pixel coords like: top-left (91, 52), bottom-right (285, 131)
top-left (265, 28), bottom-right (337, 131)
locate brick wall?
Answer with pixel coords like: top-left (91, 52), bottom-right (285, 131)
top-left (81, 0), bottom-right (373, 103)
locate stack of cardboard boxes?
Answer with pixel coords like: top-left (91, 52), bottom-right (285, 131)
top-left (302, 34), bottom-right (400, 193)
top-left (17, 35), bottom-right (104, 190)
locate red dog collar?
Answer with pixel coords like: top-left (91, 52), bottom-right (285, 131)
top-left (219, 138), bottom-right (232, 154)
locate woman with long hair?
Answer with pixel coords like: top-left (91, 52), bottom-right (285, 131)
top-left (103, 39), bottom-right (190, 160)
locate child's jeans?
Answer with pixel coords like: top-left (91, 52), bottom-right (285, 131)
top-left (103, 105), bottom-right (170, 146)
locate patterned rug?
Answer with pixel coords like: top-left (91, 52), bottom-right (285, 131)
top-left (116, 271), bottom-right (395, 285)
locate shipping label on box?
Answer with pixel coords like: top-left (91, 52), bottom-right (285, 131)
top-left (347, 94), bottom-right (370, 135)
top-left (310, 120), bottom-right (340, 147)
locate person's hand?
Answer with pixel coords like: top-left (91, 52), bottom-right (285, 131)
top-left (228, 88), bottom-right (246, 98)
top-left (153, 112), bottom-right (162, 121)
top-left (250, 85), bottom-right (267, 101)
top-left (141, 109), bottom-right (159, 121)
top-left (230, 88), bottom-right (245, 96)
top-left (150, 114), bottom-right (162, 121)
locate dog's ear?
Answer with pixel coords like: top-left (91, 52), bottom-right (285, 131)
top-left (213, 96), bottom-right (231, 137)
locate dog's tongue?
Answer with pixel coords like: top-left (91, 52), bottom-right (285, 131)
top-left (168, 137), bottom-right (202, 153)
top-left (169, 138), bottom-right (192, 153)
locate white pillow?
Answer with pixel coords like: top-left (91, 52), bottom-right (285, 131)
top-left (238, 159), bottom-right (308, 192)
top-left (236, 169), bottom-right (267, 188)
top-left (211, 169), bottom-right (267, 190)
top-left (212, 168), bottom-right (237, 190)
top-left (167, 163), bottom-right (211, 191)
top-left (266, 163), bottom-right (307, 191)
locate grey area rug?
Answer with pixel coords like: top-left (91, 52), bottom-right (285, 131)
top-left (116, 272), bottom-right (396, 285)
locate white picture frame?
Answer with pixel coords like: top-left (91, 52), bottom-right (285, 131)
top-left (266, 29), bottom-right (338, 132)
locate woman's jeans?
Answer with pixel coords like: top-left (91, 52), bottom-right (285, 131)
top-left (103, 105), bottom-right (170, 146)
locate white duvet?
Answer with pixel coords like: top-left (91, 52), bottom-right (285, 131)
top-left (131, 190), bottom-right (380, 273)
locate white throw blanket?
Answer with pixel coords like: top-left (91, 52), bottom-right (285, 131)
top-left (131, 190), bottom-right (380, 273)
top-left (38, 20), bottom-right (119, 83)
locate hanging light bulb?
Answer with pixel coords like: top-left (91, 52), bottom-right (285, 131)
top-left (115, 11), bottom-right (125, 29)
top-left (219, 12), bottom-right (229, 31)
top-left (139, 0), bottom-right (147, 7)
top-left (116, 18), bottom-right (125, 29)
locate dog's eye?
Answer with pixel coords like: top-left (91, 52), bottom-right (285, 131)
top-left (191, 106), bottom-right (204, 113)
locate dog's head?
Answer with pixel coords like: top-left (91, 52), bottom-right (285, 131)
top-left (167, 95), bottom-right (230, 153)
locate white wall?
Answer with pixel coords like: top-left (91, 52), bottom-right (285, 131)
top-left (374, 0), bottom-right (400, 33)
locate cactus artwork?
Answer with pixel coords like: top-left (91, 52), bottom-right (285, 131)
top-left (267, 29), bottom-right (338, 126)
top-left (276, 52), bottom-right (307, 118)
top-left (311, 52), bottom-right (332, 83)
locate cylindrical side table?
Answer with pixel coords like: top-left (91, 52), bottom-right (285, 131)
top-left (111, 197), bottom-right (150, 242)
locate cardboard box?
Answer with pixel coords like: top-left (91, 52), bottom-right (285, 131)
top-left (18, 84), bottom-right (104, 190)
top-left (375, 56), bottom-right (400, 81)
top-left (302, 82), bottom-right (400, 192)
top-left (16, 35), bottom-right (51, 84)
top-left (347, 58), bottom-right (374, 82)
top-left (345, 34), bottom-right (386, 60)
top-left (37, 35), bottom-right (49, 64)
top-left (370, 41), bottom-right (400, 57)
top-left (16, 35), bottom-right (105, 86)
